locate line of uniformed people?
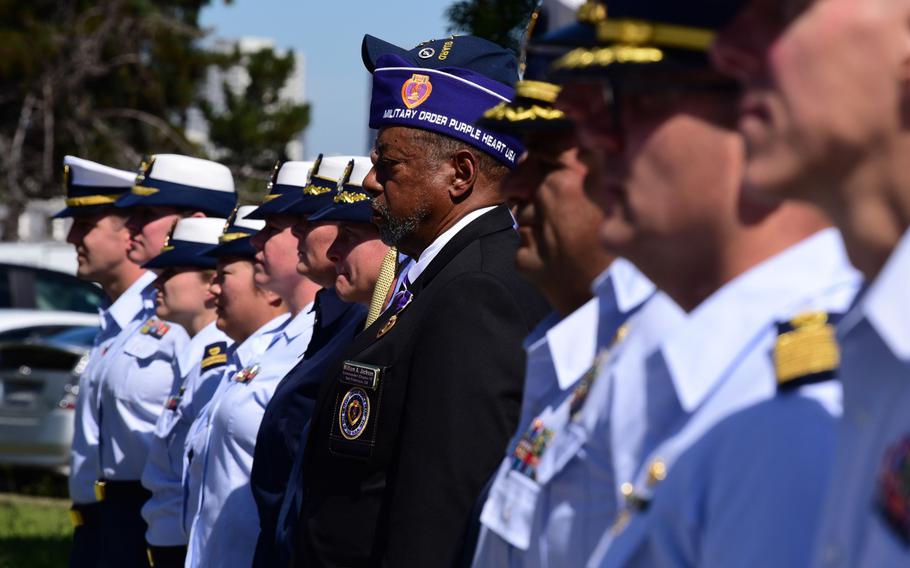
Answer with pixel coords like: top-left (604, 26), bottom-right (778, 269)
top-left (59, 0), bottom-right (910, 566)
top-left (61, 150), bottom-right (394, 567)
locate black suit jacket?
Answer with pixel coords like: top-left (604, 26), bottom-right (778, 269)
top-left (251, 289), bottom-right (367, 568)
top-left (296, 205), bottom-right (550, 567)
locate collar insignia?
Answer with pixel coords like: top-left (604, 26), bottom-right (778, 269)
top-left (773, 311), bottom-right (840, 391)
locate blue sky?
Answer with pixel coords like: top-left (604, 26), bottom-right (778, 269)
top-left (200, 0), bottom-right (456, 159)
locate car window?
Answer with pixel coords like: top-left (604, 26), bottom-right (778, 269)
top-left (33, 270), bottom-right (105, 313)
top-left (0, 266), bottom-right (14, 308)
top-left (46, 326), bottom-right (99, 348)
top-left (0, 325), bottom-right (99, 346)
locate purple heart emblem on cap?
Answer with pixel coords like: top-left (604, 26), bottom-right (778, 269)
top-left (401, 74), bottom-right (433, 109)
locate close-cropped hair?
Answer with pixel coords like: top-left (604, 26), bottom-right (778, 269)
top-left (410, 128), bottom-right (510, 184)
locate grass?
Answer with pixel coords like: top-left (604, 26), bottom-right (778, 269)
top-left (0, 493), bottom-right (72, 568)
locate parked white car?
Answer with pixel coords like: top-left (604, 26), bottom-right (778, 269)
top-left (0, 262), bottom-right (105, 473)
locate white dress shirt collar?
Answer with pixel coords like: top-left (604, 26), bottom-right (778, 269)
top-left (175, 320), bottom-right (226, 379)
top-left (106, 270), bottom-right (156, 330)
top-left (859, 226), bottom-right (910, 361)
top-left (661, 228), bottom-right (859, 412)
top-left (592, 257), bottom-right (656, 316)
top-left (405, 205), bottom-right (498, 285)
top-left (233, 313), bottom-right (291, 370)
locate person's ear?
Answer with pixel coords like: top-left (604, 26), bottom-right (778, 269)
top-left (449, 149), bottom-right (478, 201)
top-left (265, 289), bottom-right (285, 308)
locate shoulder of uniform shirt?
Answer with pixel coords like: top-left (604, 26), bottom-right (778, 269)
top-left (107, 270), bottom-right (158, 330)
top-left (773, 310), bottom-right (844, 394)
top-left (283, 305), bottom-right (317, 339)
top-left (262, 312), bottom-right (292, 335)
top-left (200, 340), bottom-right (229, 372)
top-left (232, 312), bottom-right (292, 362)
top-left (660, 230), bottom-right (859, 411)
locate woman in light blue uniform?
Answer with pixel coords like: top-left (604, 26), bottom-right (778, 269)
top-left (93, 153), bottom-right (236, 566)
top-left (180, 230), bottom-right (289, 554)
top-left (184, 158), bottom-right (352, 567)
top-left (139, 217), bottom-right (233, 568)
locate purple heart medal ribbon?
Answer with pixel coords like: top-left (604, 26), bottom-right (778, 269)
top-left (878, 434), bottom-right (910, 544)
top-left (377, 289), bottom-right (413, 339)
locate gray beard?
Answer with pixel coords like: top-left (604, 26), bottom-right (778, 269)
top-left (372, 199), bottom-right (430, 247)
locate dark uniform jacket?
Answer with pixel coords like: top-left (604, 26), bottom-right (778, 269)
top-left (296, 205), bottom-right (550, 567)
top-left (251, 288), bottom-right (367, 567)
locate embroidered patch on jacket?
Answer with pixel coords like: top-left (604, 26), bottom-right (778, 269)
top-left (878, 435), bottom-right (910, 544)
top-left (338, 387), bottom-right (370, 440)
top-left (201, 342), bottom-right (228, 371)
top-left (773, 311), bottom-right (840, 391)
top-left (139, 318), bottom-right (171, 339)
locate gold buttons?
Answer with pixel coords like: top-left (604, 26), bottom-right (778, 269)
top-left (647, 460), bottom-right (667, 486)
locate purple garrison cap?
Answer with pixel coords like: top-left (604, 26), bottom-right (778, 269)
top-left (368, 53), bottom-right (525, 167)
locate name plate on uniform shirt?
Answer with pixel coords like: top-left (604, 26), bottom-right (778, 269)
top-left (341, 360), bottom-right (382, 390)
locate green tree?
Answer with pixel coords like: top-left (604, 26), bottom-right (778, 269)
top-left (0, 0), bottom-right (312, 238)
top-left (199, 45), bottom-right (311, 202)
top-left (0, 0), bottom-right (221, 239)
top-left (446, 0), bottom-right (539, 52)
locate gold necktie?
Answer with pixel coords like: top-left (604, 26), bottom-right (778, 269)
top-left (365, 246), bottom-right (397, 328)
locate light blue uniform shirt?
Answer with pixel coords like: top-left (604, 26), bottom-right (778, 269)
top-left (181, 313), bottom-right (289, 544)
top-left (590, 228), bottom-right (861, 568)
top-left (69, 271), bottom-right (154, 503)
top-left (472, 259), bottom-right (663, 567)
top-left (185, 306), bottom-right (316, 568)
top-left (141, 320), bottom-right (231, 546)
top-left (95, 276), bottom-right (189, 481)
top-left (811, 228), bottom-right (910, 568)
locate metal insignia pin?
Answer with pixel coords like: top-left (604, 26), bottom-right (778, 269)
top-left (376, 290), bottom-right (413, 338)
top-left (135, 155), bottom-right (155, 185)
top-left (266, 160), bottom-right (282, 192)
top-left (377, 314), bottom-right (398, 338)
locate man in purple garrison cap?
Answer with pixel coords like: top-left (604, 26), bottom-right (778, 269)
top-left (294, 34), bottom-right (550, 567)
